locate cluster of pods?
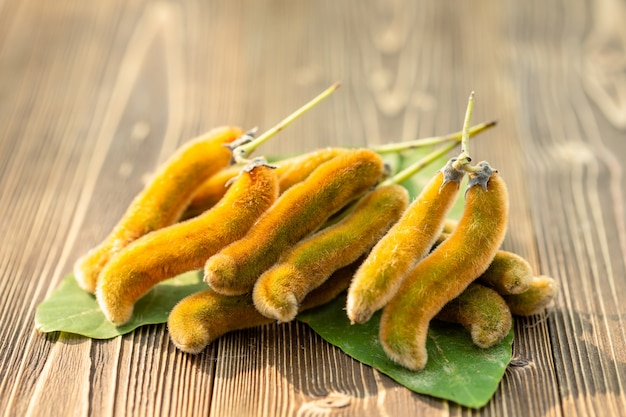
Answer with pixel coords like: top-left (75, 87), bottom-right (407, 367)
top-left (73, 94), bottom-right (557, 372)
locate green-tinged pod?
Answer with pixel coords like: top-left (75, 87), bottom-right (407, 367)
top-left (204, 149), bottom-right (385, 296)
top-left (346, 158), bottom-right (465, 324)
top-left (253, 184), bottom-right (408, 322)
top-left (380, 162), bottom-right (509, 371)
top-left (432, 233), bottom-right (533, 295)
top-left (503, 275), bottom-right (558, 316)
top-left (97, 160), bottom-right (279, 326)
top-left (479, 250), bottom-right (534, 295)
top-left (275, 147), bottom-right (348, 191)
top-left (436, 283), bottom-right (513, 348)
top-left (74, 126), bottom-right (244, 293)
top-left (168, 261), bottom-right (357, 354)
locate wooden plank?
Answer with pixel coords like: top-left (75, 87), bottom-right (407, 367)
top-left (1, 0), bottom-right (626, 416)
top-left (506, 0), bottom-right (626, 415)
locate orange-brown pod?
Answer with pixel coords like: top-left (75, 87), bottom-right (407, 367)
top-left (346, 158), bottom-right (465, 324)
top-left (436, 283), bottom-right (513, 348)
top-left (182, 147), bottom-right (347, 219)
top-left (204, 148), bottom-right (385, 296)
top-left (253, 184), bottom-right (408, 322)
top-left (168, 260), bottom-right (357, 354)
top-left (96, 159), bottom-right (279, 326)
top-left (503, 275), bottom-right (558, 316)
top-left (74, 126), bottom-right (244, 293)
top-left (379, 162), bottom-right (509, 371)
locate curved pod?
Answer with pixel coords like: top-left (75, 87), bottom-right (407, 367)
top-left (204, 148), bottom-right (385, 295)
top-left (74, 126), bottom-right (244, 293)
top-left (347, 158), bottom-right (465, 324)
top-left (253, 184), bottom-right (408, 322)
top-left (436, 283), bottom-right (513, 348)
top-left (168, 261), bottom-right (358, 354)
top-left (97, 162), bottom-right (278, 325)
top-left (380, 162), bottom-right (509, 371)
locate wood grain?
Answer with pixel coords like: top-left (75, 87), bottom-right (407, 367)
top-left (1, 0), bottom-right (625, 416)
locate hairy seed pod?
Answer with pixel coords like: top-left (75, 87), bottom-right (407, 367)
top-left (204, 149), bottom-right (385, 295)
top-left (275, 147), bottom-right (348, 190)
top-left (503, 275), bottom-right (558, 316)
top-left (432, 233), bottom-right (533, 295)
top-left (180, 164), bottom-right (244, 220)
top-left (346, 158), bottom-right (465, 324)
top-left (379, 162), bottom-right (509, 371)
top-left (74, 126), bottom-right (244, 293)
top-left (168, 261), bottom-right (358, 354)
top-left (182, 148), bottom-right (348, 219)
top-left (442, 218), bottom-right (459, 234)
top-left (436, 283), bottom-right (513, 348)
top-left (96, 160), bottom-right (279, 325)
top-left (478, 250), bottom-right (534, 295)
top-left (253, 184), bottom-right (408, 322)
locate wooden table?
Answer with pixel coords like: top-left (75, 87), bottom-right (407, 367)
top-left (2, 0), bottom-right (626, 415)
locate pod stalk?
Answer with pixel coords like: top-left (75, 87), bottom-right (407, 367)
top-left (232, 82), bottom-right (341, 164)
top-left (371, 120), bottom-right (496, 154)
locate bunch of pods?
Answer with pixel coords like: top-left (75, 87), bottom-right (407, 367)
top-left (75, 88), bottom-right (558, 371)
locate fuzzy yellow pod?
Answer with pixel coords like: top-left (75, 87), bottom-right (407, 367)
top-left (275, 147), bottom-right (348, 190)
top-left (503, 275), bottom-right (558, 316)
top-left (479, 250), bottom-right (534, 295)
top-left (379, 162), bottom-right (509, 371)
top-left (96, 161), bottom-right (279, 326)
top-left (432, 232), bottom-right (533, 295)
top-left (436, 283), bottom-right (513, 348)
top-left (74, 126), bottom-right (244, 293)
top-left (204, 148), bottom-right (385, 295)
top-left (346, 158), bottom-right (465, 324)
top-left (182, 148), bottom-right (347, 219)
top-left (180, 164), bottom-right (243, 220)
top-left (168, 261), bottom-right (357, 354)
top-left (253, 184), bottom-right (408, 322)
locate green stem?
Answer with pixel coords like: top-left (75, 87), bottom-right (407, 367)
top-left (460, 91), bottom-right (475, 158)
top-left (233, 82), bottom-right (341, 164)
top-left (453, 91), bottom-right (482, 172)
top-left (370, 120), bottom-right (496, 154)
top-left (380, 140), bottom-right (462, 187)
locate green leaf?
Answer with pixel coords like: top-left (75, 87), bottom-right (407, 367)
top-left (35, 271), bottom-right (207, 339)
top-left (298, 293), bottom-right (513, 409)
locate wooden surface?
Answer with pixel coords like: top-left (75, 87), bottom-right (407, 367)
top-left (2, 0), bottom-right (626, 415)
